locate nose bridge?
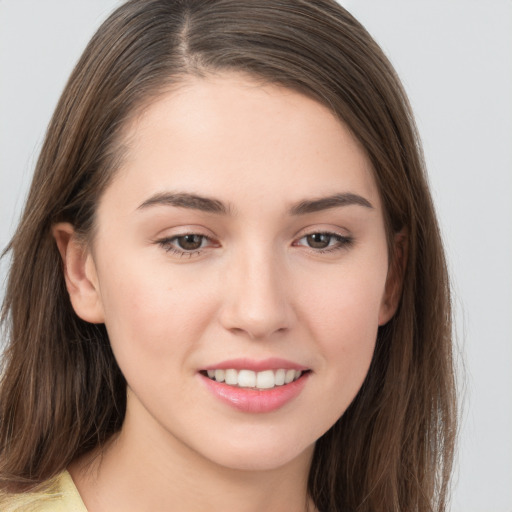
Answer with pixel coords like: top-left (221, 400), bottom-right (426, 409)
top-left (220, 241), bottom-right (291, 339)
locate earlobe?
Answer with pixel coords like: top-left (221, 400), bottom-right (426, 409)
top-left (52, 222), bottom-right (105, 324)
top-left (378, 229), bottom-right (408, 326)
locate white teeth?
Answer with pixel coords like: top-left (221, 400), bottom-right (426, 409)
top-left (284, 369), bottom-right (296, 384)
top-left (256, 370), bottom-right (275, 389)
top-left (275, 368), bottom-right (286, 386)
top-left (238, 369), bottom-right (256, 388)
top-left (224, 369), bottom-right (238, 385)
top-left (205, 368), bottom-right (305, 389)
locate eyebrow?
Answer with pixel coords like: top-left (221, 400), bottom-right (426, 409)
top-left (136, 191), bottom-right (373, 215)
top-left (137, 192), bottom-right (229, 214)
top-left (289, 193), bottom-right (374, 215)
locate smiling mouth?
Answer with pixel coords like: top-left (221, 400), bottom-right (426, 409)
top-left (200, 368), bottom-right (309, 390)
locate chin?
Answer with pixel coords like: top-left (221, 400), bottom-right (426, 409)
top-left (195, 431), bottom-right (315, 472)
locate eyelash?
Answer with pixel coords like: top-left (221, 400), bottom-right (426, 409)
top-left (293, 232), bottom-right (354, 254)
top-left (157, 234), bottom-right (215, 258)
top-left (156, 231), bottom-right (353, 258)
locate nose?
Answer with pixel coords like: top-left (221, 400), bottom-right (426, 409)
top-left (218, 247), bottom-right (294, 340)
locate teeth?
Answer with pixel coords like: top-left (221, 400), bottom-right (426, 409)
top-left (205, 368), bottom-right (304, 389)
top-left (256, 370), bottom-right (275, 389)
top-left (285, 369), bottom-right (296, 384)
top-left (238, 369), bottom-right (256, 388)
top-left (275, 368), bottom-right (286, 386)
top-left (225, 369), bottom-right (238, 385)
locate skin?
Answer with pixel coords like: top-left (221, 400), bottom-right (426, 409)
top-left (55, 73), bottom-right (403, 512)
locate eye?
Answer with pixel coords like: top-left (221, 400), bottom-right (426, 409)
top-left (175, 234), bottom-right (205, 251)
top-left (294, 231), bottom-right (353, 253)
top-left (156, 233), bottom-right (216, 257)
top-left (304, 233), bottom-right (334, 249)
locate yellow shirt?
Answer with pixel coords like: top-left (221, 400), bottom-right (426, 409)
top-left (0, 471), bottom-right (87, 512)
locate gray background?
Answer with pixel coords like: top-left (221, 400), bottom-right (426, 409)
top-left (1, 1), bottom-right (511, 510)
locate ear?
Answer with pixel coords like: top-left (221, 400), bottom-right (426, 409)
top-left (378, 229), bottom-right (408, 326)
top-left (52, 222), bottom-right (105, 324)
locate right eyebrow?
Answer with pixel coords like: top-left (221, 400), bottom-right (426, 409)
top-left (289, 192), bottom-right (374, 215)
top-left (136, 192), bottom-right (231, 215)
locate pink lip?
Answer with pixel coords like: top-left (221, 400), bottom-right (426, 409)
top-left (199, 371), bottom-right (310, 413)
top-left (202, 358), bottom-right (308, 372)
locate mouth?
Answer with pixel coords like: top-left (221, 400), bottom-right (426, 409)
top-left (199, 358), bottom-right (312, 412)
top-left (200, 368), bottom-right (309, 390)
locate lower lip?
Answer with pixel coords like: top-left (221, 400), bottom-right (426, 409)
top-left (200, 373), bottom-right (309, 413)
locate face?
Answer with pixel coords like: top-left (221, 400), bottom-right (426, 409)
top-left (66, 73), bottom-right (398, 472)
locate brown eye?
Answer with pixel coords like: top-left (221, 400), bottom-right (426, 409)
top-left (306, 233), bottom-right (332, 249)
top-left (176, 234), bottom-right (204, 251)
top-left (294, 231), bottom-right (353, 253)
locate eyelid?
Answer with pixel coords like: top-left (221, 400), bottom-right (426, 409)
top-left (293, 224), bottom-right (351, 240)
top-left (153, 223), bottom-right (217, 239)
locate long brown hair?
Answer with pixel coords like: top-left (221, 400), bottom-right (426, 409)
top-left (0, 1), bottom-right (456, 510)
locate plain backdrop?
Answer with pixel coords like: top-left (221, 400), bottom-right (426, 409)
top-left (1, 1), bottom-right (511, 511)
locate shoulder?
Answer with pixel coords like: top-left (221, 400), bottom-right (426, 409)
top-left (0, 471), bottom-right (87, 512)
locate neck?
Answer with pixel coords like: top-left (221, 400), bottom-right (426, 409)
top-left (69, 403), bottom-right (317, 512)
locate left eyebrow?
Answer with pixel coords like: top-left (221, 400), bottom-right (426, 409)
top-left (289, 193), bottom-right (374, 215)
top-left (137, 192), bottom-right (230, 214)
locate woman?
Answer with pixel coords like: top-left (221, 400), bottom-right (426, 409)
top-left (0, 1), bottom-right (456, 510)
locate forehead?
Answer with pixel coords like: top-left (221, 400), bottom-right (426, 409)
top-left (104, 73), bottom-right (381, 214)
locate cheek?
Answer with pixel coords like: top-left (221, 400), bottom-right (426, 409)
top-left (302, 260), bottom-right (387, 343)
top-left (297, 257), bottom-right (388, 395)
top-left (96, 255), bottom-right (218, 366)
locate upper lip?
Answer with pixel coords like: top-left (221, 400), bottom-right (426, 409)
top-left (201, 358), bottom-right (309, 372)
